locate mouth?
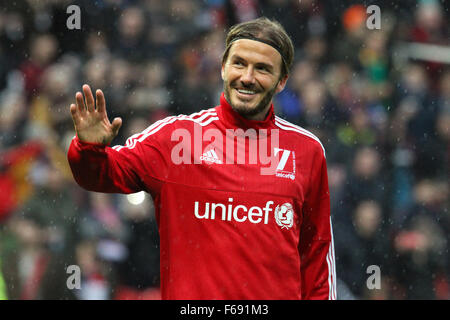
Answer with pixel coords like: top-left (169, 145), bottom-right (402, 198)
top-left (234, 88), bottom-right (259, 99)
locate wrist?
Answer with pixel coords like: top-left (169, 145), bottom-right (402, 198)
top-left (75, 135), bottom-right (110, 147)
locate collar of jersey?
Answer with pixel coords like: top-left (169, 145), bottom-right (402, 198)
top-left (218, 92), bottom-right (276, 132)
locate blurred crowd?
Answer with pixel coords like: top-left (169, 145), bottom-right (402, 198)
top-left (0, 0), bottom-right (449, 300)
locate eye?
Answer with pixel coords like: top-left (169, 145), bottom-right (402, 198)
top-left (256, 65), bottom-right (270, 73)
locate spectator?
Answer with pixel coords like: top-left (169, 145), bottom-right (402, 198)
top-left (335, 200), bottom-right (391, 298)
top-left (114, 193), bottom-right (161, 300)
top-left (112, 6), bottom-right (149, 63)
top-left (20, 34), bottom-right (58, 100)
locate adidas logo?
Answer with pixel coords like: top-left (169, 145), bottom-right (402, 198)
top-left (199, 149), bottom-right (222, 164)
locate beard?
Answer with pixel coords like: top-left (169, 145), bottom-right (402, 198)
top-left (223, 79), bottom-right (279, 119)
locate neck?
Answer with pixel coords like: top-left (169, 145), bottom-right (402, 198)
top-left (238, 104), bottom-right (272, 121)
top-left (218, 92), bottom-right (276, 131)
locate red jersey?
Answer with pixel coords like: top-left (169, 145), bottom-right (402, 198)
top-left (67, 92), bottom-right (337, 300)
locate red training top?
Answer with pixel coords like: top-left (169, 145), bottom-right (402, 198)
top-left (67, 92), bottom-right (337, 300)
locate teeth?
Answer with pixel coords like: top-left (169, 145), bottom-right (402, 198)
top-left (237, 89), bottom-right (256, 95)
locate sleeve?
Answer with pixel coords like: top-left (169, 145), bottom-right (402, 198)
top-left (298, 145), bottom-right (337, 300)
top-left (67, 127), bottom-right (168, 195)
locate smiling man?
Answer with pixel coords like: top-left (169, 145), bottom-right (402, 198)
top-left (221, 23), bottom-right (290, 120)
top-left (68, 17), bottom-right (336, 300)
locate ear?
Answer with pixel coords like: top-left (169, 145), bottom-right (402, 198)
top-left (275, 74), bottom-right (289, 94)
top-left (221, 64), bottom-right (225, 81)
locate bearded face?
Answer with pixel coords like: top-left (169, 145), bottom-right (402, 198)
top-left (221, 39), bottom-right (288, 121)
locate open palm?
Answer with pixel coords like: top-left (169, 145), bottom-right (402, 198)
top-left (70, 84), bottom-right (122, 145)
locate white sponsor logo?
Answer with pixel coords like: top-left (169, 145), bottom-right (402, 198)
top-left (194, 198), bottom-right (274, 225)
top-left (275, 172), bottom-right (295, 180)
top-left (199, 148), bottom-right (222, 164)
top-left (194, 199), bottom-right (296, 230)
top-left (274, 148), bottom-right (296, 180)
top-left (274, 203), bottom-right (294, 229)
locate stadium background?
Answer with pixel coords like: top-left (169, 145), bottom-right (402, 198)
top-left (0, 0), bottom-right (448, 300)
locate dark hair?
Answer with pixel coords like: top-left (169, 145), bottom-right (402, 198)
top-left (222, 17), bottom-right (295, 79)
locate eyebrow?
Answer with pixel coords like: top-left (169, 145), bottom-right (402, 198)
top-left (231, 54), bottom-right (275, 72)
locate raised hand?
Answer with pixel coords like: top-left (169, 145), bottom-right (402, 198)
top-left (70, 84), bottom-right (122, 145)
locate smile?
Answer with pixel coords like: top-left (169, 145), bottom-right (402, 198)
top-left (235, 88), bottom-right (258, 98)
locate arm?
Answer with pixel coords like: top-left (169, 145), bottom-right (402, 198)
top-left (67, 137), bottom-right (145, 193)
top-left (298, 146), bottom-right (337, 300)
top-left (67, 85), bottom-right (164, 194)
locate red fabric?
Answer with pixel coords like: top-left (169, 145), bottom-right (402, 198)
top-left (0, 141), bottom-right (44, 222)
top-left (114, 286), bottom-right (161, 300)
top-left (20, 252), bottom-right (49, 300)
top-left (433, 273), bottom-right (450, 300)
top-left (0, 141), bottom-right (43, 167)
top-left (0, 174), bottom-right (16, 222)
top-left (67, 92), bottom-right (335, 299)
top-left (20, 61), bottom-right (45, 97)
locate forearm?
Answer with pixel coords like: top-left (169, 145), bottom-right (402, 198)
top-left (67, 136), bottom-right (140, 193)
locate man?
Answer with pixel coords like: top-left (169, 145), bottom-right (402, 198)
top-left (68, 17), bottom-right (336, 300)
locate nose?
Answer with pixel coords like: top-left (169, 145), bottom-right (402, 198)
top-left (240, 66), bottom-right (256, 86)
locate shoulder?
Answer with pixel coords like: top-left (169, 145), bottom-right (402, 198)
top-left (273, 115), bottom-right (326, 158)
top-left (155, 107), bottom-right (219, 131)
top-left (112, 107), bottom-right (219, 151)
top-left (141, 106), bottom-right (219, 135)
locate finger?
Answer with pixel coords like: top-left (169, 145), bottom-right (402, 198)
top-left (76, 91), bottom-right (86, 115)
top-left (96, 89), bottom-right (106, 114)
top-left (111, 117), bottom-right (122, 136)
top-left (70, 103), bottom-right (78, 119)
top-left (70, 103), bottom-right (79, 125)
top-left (70, 104), bottom-right (81, 130)
top-left (82, 84), bottom-right (95, 112)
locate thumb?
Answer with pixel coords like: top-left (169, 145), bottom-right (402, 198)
top-left (111, 117), bottom-right (122, 136)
